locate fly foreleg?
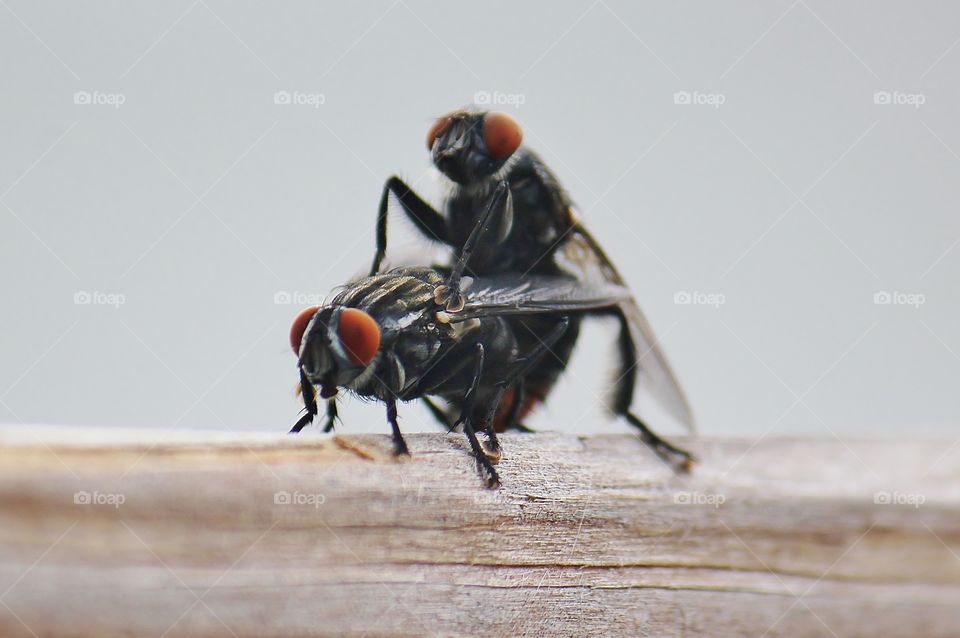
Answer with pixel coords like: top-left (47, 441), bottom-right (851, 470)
top-left (290, 368), bottom-right (318, 433)
top-left (321, 399), bottom-right (338, 433)
top-left (371, 176), bottom-right (450, 276)
top-left (436, 180), bottom-right (511, 312)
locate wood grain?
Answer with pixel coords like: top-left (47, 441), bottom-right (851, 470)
top-left (0, 426), bottom-right (957, 637)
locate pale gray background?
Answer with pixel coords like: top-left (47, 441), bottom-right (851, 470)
top-left (1, 1), bottom-right (958, 443)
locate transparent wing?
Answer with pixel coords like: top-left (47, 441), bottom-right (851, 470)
top-left (554, 225), bottom-right (697, 433)
top-left (458, 274), bottom-right (632, 317)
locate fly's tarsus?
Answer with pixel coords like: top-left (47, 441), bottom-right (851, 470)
top-left (624, 411), bottom-right (696, 473)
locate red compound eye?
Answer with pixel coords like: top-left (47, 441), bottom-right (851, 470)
top-left (483, 111), bottom-right (522, 159)
top-left (426, 114), bottom-right (454, 150)
top-left (290, 306), bottom-right (320, 355)
top-left (337, 308), bottom-right (381, 366)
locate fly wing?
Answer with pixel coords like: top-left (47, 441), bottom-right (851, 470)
top-left (458, 273), bottom-right (632, 317)
top-left (555, 224), bottom-right (697, 434)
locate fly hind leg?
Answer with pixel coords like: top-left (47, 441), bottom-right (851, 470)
top-left (611, 310), bottom-right (696, 472)
top-left (623, 411), bottom-right (695, 472)
top-left (454, 343), bottom-right (501, 488)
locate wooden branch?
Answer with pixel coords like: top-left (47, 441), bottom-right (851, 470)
top-left (0, 426), bottom-right (958, 637)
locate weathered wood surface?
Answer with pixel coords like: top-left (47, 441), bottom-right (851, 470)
top-left (0, 425), bottom-right (958, 637)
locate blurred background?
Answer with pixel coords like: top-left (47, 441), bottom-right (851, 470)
top-left (1, 1), bottom-right (958, 441)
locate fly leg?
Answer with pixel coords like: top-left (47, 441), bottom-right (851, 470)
top-left (611, 310), bottom-right (696, 472)
top-left (480, 318), bottom-right (571, 460)
top-left (435, 180), bottom-right (511, 312)
top-left (321, 399), bottom-right (338, 433)
top-left (385, 397), bottom-right (410, 456)
top-left (371, 176), bottom-right (450, 276)
top-left (291, 369), bottom-right (339, 434)
top-left (290, 368), bottom-right (318, 433)
top-left (624, 412), bottom-right (695, 472)
top-left (453, 343), bottom-right (501, 488)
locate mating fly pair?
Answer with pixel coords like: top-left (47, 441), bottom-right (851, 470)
top-left (290, 109), bottom-right (696, 486)
top-left (290, 183), bottom-right (626, 486)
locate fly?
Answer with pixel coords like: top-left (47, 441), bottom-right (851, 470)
top-left (291, 183), bottom-right (571, 487)
top-left (367, 109), bottom-right (695, 470)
